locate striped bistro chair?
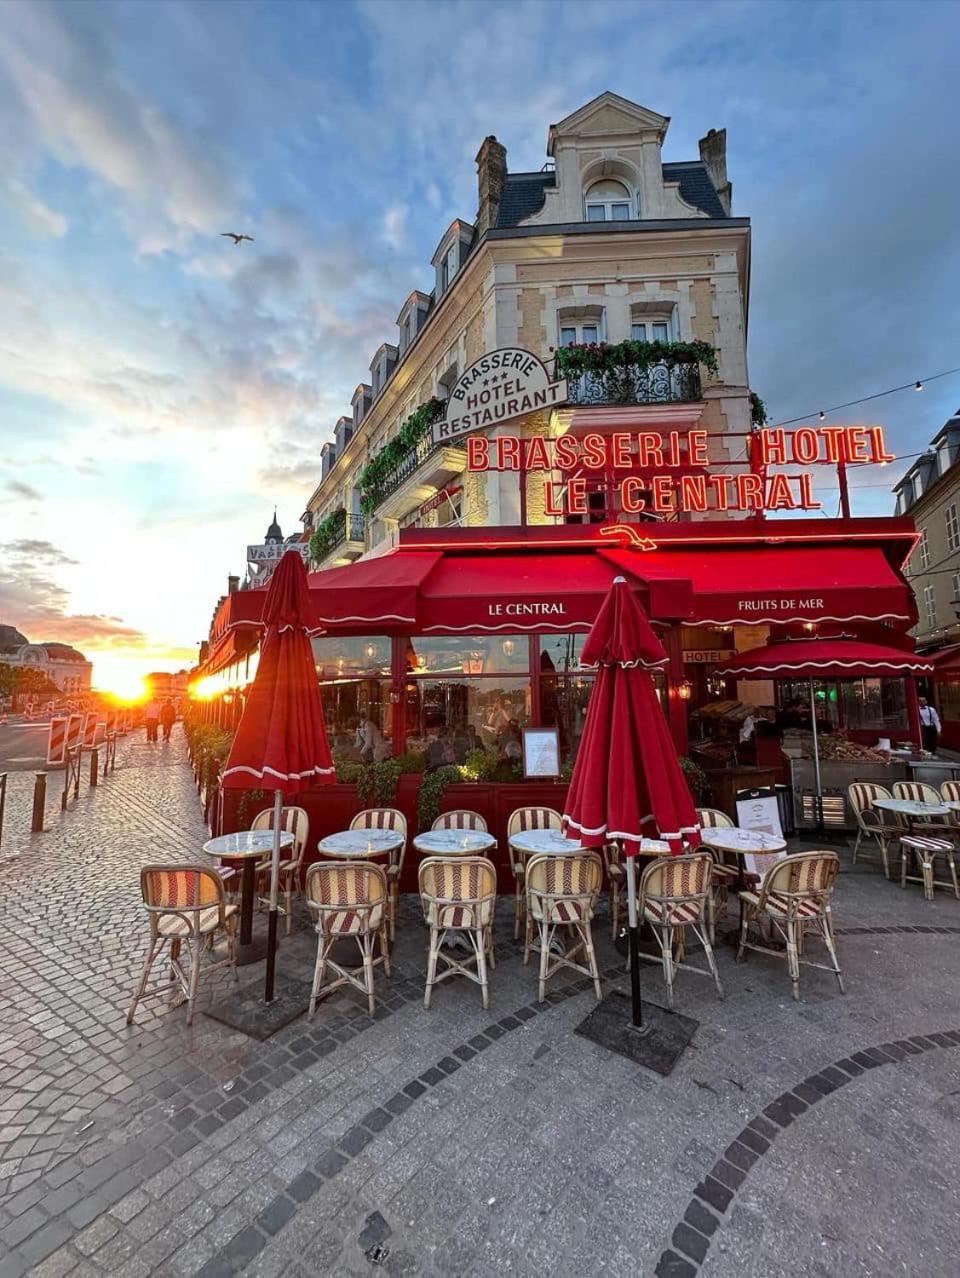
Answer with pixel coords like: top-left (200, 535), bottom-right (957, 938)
top-left (305, 862), bottom-right (390, 1017)
top-left (507, 806), bottom-right (562, 940)
top-left (126, 865), bottom-right (238, 1027)
top-left (737, 851), bottom-right (843, 1001)
top-left (349, 808), bottom-right (407, 941)
top-left (847, 782), bottom-right (904, 878)
top-left (891, 782), bottom-right (956, 894)
top-left (251, 805), bottom-right (310, 934)
top-left (525, 852), bottom-right (603, 1004)
top-left (432, 810), bottom-right (489, 833)
top-left (418, 857), bottom-right (497, 1010)
top-left (639, 852), bottom-right (723, 1008)
top-left (696, 807), bottom-right (741, 936)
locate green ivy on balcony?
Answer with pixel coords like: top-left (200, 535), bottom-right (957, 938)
top-left (308, 508), bottom-right (346, 566)
top-left (750, 391), bottom-right (768, 426)
top-left (357, 397), bottom-right (446, 516)
top-left (554, 337), bottom-right (718, 379)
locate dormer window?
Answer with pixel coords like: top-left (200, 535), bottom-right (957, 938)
top-left (441, 243), bottom-right (458, 291)
top-left (585, 178), bottom-right (632, 221)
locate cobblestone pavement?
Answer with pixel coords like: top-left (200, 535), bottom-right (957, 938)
top-left (2, 733), bottom-right (960, 1277)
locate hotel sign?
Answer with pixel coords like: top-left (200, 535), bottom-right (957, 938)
top-left (431, 349), bottom-right (568, 447)
top-left (466, 424), bottom-right (895, 515)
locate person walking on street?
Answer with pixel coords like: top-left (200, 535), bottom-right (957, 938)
top-left (160, 698), bottom-right (176, 742)
top-left (919, 695), bottom-right (941, 754)
top-left (144, 699), bottom-right (160, 743)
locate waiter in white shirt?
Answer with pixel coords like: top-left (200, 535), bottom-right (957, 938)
top-left (918, 696), bottom-right (941, 754)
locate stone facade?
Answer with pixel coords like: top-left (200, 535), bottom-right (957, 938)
top-left (303, 91), bottom-right (753, 551)
top-left (896, 412), bottom-right (960, 645)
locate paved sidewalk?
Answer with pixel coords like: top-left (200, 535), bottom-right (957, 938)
top-left (1, 734), bottom-right (960, 1277)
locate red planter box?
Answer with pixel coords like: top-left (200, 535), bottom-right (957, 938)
top-left (217, 775), bottom-right (570, 893)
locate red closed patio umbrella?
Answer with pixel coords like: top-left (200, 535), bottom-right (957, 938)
top-left (222, 550), bottom-right (335, 1001)
top-left (562, 576), bottom-right (701, 1026)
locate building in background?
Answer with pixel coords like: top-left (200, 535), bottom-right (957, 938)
top-left (303, 91), bottom-right (753, 568)
top-left (895, 410), bottom-right (960, 648)
top-left (0, 641), bottom-right (92, 693)
top-left (145, 671), bottom-right (190, 700)
top-left (245, 511), bottom-right (310, 587)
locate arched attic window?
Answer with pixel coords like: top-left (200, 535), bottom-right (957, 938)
top-left (585, 178), bottom-right (633, 222)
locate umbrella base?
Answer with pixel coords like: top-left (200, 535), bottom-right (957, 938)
top-left (235, 936), bottom-right (271, 967)
top-left (204, 976), bottom-right (311, 1040)
top-left (574, 989), bottom-right (698, 1076)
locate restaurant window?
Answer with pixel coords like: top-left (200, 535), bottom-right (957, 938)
top-left (777, 680), bottom-right (839, 728)
top-left (939, 681), bottom-right (960, 721)
top-left (584, 178), bottom-right (632, 221)
top-left (404, 634), bottom-right (531, 766)
top-left (838, 678), bottom-right (908, 731)
top-left (924, 585), bottom-right (937, 629)
top-left (918, 529), bottom-right (930, 569)
top-left (538, 633), bottom-right (667, 764)
top-left (947, 503), bottom-right (960, 552)
top-left (311, 635), bottom-right (393, 762)
top-left (560, 319), bottom-right (600, 347)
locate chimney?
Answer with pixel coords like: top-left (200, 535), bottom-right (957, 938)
top-left (698, 128), bottom-right (732, 214)
top-left (475, 135), bottom-right (507, 236)
top-left (227, 575), bottom-right (239, 594)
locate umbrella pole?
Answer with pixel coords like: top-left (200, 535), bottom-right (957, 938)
top-left (265, 789), bottom-right (282, 1003)
top-left (809, 678), bottom-right (824, 835)
top-left (626, 852), bottom-right (643, 1029)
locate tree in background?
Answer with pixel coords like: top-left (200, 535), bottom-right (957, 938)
top-left (0, 663), bottom-right (59, 703)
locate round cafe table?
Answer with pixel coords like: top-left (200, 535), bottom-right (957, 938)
top-left (203, 830), bottom-right (294, 966)
top-left (413, 829), bottom-right (496, 857)
top-left (699, 827), bottom-right (787, 891)
top-left (873, 797), bottom-right (950, 822)
top-left (316, 829), bottom-right (403, 861)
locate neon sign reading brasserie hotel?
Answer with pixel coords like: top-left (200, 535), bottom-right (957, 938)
top-left (466, 425), bottom-right (895, 516)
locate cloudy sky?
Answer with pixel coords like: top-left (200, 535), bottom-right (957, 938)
top-left (1, 0), bottom-right (958, 687)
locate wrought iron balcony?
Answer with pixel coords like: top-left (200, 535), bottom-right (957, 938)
top-left (556, 357), bottom-right (702, 407)
top-left (368, 435), bottom-right (466, 521)
top-left (311, 511), bottom-right (365, 565)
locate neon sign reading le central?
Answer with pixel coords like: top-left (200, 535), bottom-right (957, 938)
top-left (466, 426), bottom-right (894, 515)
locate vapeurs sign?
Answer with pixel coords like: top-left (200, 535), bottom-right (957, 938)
top-left (431, 349), bottom-right (568, 446)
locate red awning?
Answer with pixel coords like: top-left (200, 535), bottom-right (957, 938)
top-left (932, 645), bottom-right (960, 677)
top-left (415, 552), bottom-right (653, 633)
top-left (598, 544), bottom-right (914, 627)
top-left (717, 638), bottom-right (933, 679)
top-left (305, 551), bottom-right (440, 627)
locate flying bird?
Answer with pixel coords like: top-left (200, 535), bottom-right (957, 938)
top-left (221, 232), bottom-right (254, 245)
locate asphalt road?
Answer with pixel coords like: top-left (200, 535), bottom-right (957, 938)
top-left (0, 719), bottom-right (52, 771)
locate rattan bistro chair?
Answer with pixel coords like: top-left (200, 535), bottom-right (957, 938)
top-left (847, 782), bottom-right (905, 878)
top-left (126, 865), bottom-right (238, 1027)
top-left (507, 806), bottom-right (562, 940)
top-left (432, 809), bottom-right (488, 833)
top-left (418, 857), bottom-right (497, 1009)
top-left (696, 807), bottom-right (740, 937)
top-left (251, 805), bottom-right (309, 934)
top-left (525, 851), bottom-right (603, 1003)
top-left (305, 862), bottom-right (390, 1017)
top-left (349, 808), bottom-right (407, 940)
top-left (639, 852), bottom-right (723, 1008)
top-left (737, 851), bottom-right (843, 1001)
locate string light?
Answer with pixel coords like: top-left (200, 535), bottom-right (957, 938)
top-left (768, 365), bottom-right (960, 428)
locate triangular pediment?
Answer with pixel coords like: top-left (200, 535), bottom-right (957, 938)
top-left (548, 92), bottom-right (669, 153)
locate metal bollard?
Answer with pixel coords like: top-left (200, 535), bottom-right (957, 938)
top-left (89, 748), bottom-right (99, 787)
top-left (32, 772), bottom-right (46, 832)
top-left (0, 772), bottom-right (6, 848)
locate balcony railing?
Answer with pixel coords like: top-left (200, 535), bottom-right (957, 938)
top-left (556, 357), bottom-right (702, 407)
top-left (312, 511), bottom-right (365, 564)
top-left (367, 436), bottom-right (437, 510)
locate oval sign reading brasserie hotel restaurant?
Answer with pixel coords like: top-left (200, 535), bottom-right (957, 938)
top-left (431, 348), bottom-right (568, 447)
